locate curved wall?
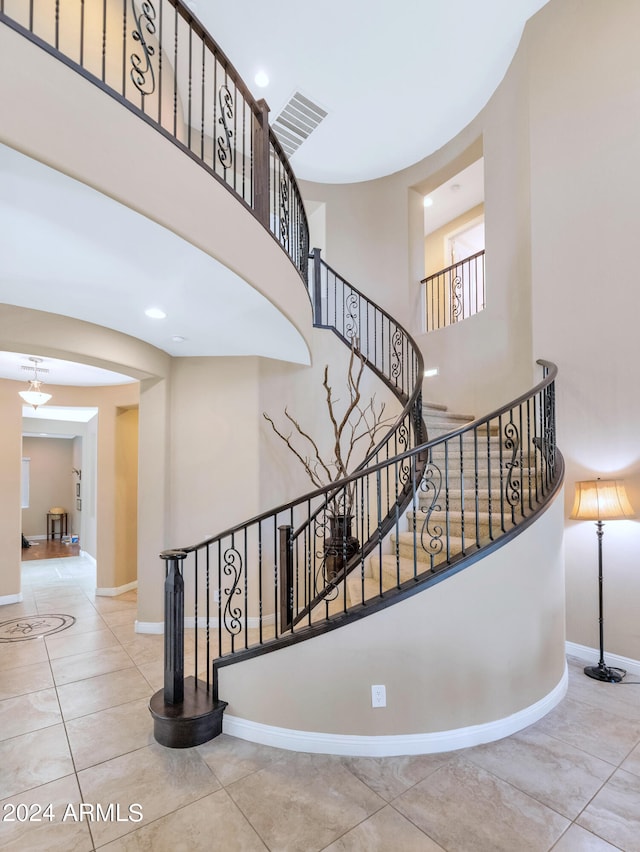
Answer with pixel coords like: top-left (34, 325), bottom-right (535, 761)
top-left (219, 492), bottom-right (566, 753)
top-left (300, 0), bottom-right (640, 665)
top-left (0, 23), bottom-right (313, 360)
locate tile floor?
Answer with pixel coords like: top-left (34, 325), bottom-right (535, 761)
top-left (0, 555), bottom-right (639, 850)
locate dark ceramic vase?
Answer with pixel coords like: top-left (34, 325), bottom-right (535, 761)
top-left (324, 514), bottom-right (359, 581)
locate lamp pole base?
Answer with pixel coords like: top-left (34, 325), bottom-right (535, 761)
top-left (584, 663), bottom-right (626, 683)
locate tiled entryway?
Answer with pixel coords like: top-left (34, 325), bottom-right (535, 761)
top-left (1, 555), bottom-right (639, 850)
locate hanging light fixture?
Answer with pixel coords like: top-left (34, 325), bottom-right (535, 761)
top-left (19, 357), bottom-right (52, 410)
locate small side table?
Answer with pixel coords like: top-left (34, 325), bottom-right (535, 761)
top-left (47, 512), bottom-right (68, 540)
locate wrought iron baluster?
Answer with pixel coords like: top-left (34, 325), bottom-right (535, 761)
top-left (217, 80), bottom-right (234, 172)
top-left (157, 0), bottom-right (163, 124)
top-left (130, 0), bottom-right (157, 98)
top-left (243, 527), bottom-right (248, 649)
top-left (217, 540), bottom-right (222, 659)
top-left (257, 521), bottom-right (263, 644)
top-left (121, 0), bottom-right (127, 97)
top-left (101, 0), bottom-right (107, 82)
top-left (194, 548), bottom-right (198, 683)
top-left (205, 544), bottom-right (210, 691)
top-left (200, 36), bottom-right (205, 159)
top-left (187, 20), bottom-right (192, 149)
top-left (459, 432), bottom-right (465, 554)
top-left (504, 410), bottom-right (521, 524)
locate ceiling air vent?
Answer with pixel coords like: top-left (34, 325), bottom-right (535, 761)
top-left (272, 92), bottom-right (327, 157)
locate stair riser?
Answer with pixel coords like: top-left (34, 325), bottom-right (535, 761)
top-left (417, 471), bottom-right (541, 493)
top-left (367, 553), bottom-right (451, 583)
top-left (406, 514), bottom-right (493, 538)
top-left (388, 536), bottom-right (472, 565)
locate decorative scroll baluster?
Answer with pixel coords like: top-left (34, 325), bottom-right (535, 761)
top-left (451, 274), bottom-right (463, 321)
top-left (222, 543), bottom-right (243, 641)
top-left (217, 83), bottom-right (234, 170)
top-left (390, 328), bottom-right (403, 381)
top-left (130, 0), bottom-right (156, 95)
top-left (419, 453), bottom-right (444, 568)
top-left (279, 176), bottom-right (290, 250)
top-left (504, 415), bottom-right (521, 514)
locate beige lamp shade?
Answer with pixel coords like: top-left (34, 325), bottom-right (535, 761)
top-left (570, 479), bottom-right (635, 521)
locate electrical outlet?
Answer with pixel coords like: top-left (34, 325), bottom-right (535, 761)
top-left (371, 684), bottom-right (386, 708)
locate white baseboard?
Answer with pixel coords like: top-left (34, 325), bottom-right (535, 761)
top-left (96, 580), bottom-right (138, 598)
top-left (135, 621), bottom-right (164, 635)
top-left (80, 551), bottom-right (96, 565)
top-left (27, 534), bottom-right (47, 541)
top-left (222, 664), bottom-right (568, 757)
top-left (566, 641), bottom-right (640, 676)
top-left (0, 593), bottom-right (24, 606)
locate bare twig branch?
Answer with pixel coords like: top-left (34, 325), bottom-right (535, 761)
top-left (263, 340), bottom-right (399, 510)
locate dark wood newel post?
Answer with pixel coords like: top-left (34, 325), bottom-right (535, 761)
top-left (150, 550), bottom-right (227, 749)
top-left (160, 549), bottom-right (187, 705)
top-left (279, 525), bottom-right (293, 632)
top-left (254, 98), bottom-right (271, 228)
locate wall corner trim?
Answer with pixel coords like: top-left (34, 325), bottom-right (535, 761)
top-left (222, 665), bottom-right (568, 757)
top-left (0, 593), bottom-right (24, 606)
top-left (96, 580), bottom-right (138, 597)
top-left (135, 620), bottom-right (164, 635)
top-left (566, 641), bottom-right (640, 676)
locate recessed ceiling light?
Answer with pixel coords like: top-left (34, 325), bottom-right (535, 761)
top-left (145, 307), bottom-right (166, 319)
top-left (172, 335), bottom-right (185, 343)
top-left (254, 70), bottom-right (269, 88)
top-left (423, 197), bottom-right (433, 207)
top-left (424, 368), bottom-right (439, 378)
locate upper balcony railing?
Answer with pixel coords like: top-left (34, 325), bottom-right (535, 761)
top-left (422, 249), bottom-right (485, 332)
top-left (0, 0), bottom-right (309, 284)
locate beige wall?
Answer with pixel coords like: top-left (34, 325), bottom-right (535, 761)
top-left (0, 381), bottom-right (22, 600)
top-left (220, 491), bottom-right (565, 738)
top-left (114, 407), bottom-right (139, 589)
top-left (168, 357), bottom-right (261, 547)
top-left (525, 0), bottom-right (640, 660)
top-left (424, 203), bottom-right (484, 277)
top-left (300, 59), bottom-right (534, 418)
top-left (21, 436), bottom-right (74, 538)
top-left (301, 0), bottom-right (640, 663)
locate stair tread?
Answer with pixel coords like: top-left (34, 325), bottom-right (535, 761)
top-left (424, 411), bottom-right (475, 423)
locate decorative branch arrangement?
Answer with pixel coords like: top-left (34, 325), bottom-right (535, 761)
top-left (263, 344), bottom-right (396, 513)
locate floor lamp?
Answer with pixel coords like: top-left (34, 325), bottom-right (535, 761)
top-left (570, 478), bottom-right (635, 683)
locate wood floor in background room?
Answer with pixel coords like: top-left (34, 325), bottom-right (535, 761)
top-left (22, 540), bottom-right (81, 561)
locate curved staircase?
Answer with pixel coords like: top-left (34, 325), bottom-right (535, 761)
top-left (0, 0), bottom-right (566, 752)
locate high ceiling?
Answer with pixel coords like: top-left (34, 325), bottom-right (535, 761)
top-left (1, 0), bottom-right (549, 389)
top-left (192, 0), bottom-right (550, 183)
